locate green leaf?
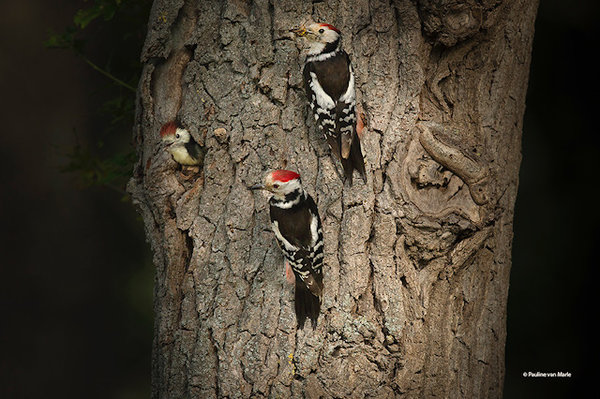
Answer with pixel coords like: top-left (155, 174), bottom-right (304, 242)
top-left (44, 27), bottom-right (74, 49)
top-left (74, 6), bottom-right (102, 29)
top-left (73, 0), bottom-right (119, 29)
top-left (43, 27), bottom-right (86, 53)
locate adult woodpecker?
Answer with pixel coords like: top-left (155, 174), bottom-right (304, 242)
top-left (291, 22), bottom-right (366, 184)
top-left (160, 121), bottom-right (205, 166)
top-left (250, 170), bottom-right (324, 329)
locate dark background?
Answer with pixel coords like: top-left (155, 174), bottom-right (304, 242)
top-left (504, 1), bottom-right (598, 397)
top-left (0, 1), bottom-right (595, 398)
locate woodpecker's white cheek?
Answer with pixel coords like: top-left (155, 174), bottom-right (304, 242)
top-left (322, 30), bottom-right (339, 43)
top-left (175, 128), bottom-right (191, 144)
top-left (271, 181), bottom-right (303, 208)
top-left (307, 41), bottom-right (326, 55)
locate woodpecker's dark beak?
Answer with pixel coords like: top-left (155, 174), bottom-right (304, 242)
top-left (161, 137), bottom-right (175, 147)
top-left (290, 27), bottom-right (307, 37)
top-left (249, 183), bottom-right (265, 191)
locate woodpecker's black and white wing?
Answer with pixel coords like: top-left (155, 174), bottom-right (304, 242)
top-left (184, 140), bottom-right (205, 165)
top-left (303, 51), bottom-right (366, 184)
top-left (269, 193), bottom-right (324, 328)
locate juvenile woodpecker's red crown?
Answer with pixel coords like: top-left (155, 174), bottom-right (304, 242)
top-left (271, 169), bottom-right (301, 183)
top-left (160, 121), bottom-right (178, 137)
top-left (319, 23), bottom-right (340, 33)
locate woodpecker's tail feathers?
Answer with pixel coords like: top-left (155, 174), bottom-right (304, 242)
top-left (351, 130), bottom-right (367, 183)
top-left (341, 130), bottom-right (366, 185)
top-left (340, 132), bottom-right (352, 159)
top-left (295, 278), bottom-right (321, 329)
top-left (326, 134), bottom-right (342, 161)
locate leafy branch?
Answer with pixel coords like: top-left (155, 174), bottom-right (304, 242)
top-left (45, 0), bottom-right (150, 196)
top-left (44, 0), bottom-right (138, 92)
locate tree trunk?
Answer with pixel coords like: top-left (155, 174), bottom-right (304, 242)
top-left (128, 0), bottom-right (538, 397)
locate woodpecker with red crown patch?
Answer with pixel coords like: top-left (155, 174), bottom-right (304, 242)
top-left (160, 121), bottom-right (205, 167)
top-left (250, 170), bottom-right (324, 329)
top-left (291, 23), bottom-right (366, 184)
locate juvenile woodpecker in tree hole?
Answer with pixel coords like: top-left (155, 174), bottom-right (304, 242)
top-left (291, 23), bottom-right (366, 185)
top-left (160, 121), bottom-right (205, 167)
top-left (250, 170), bottom-right (324, 329)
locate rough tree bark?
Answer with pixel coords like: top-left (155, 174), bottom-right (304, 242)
top-left (128, 0), bottom-right (538, 397)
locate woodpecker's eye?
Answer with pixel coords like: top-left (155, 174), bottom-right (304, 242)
top-left (175, 133), bottom-right (180, 139)
top-left (318, 28), bottom-right (324, 33)
top-left (273, 184), bottom-right (280, 189)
